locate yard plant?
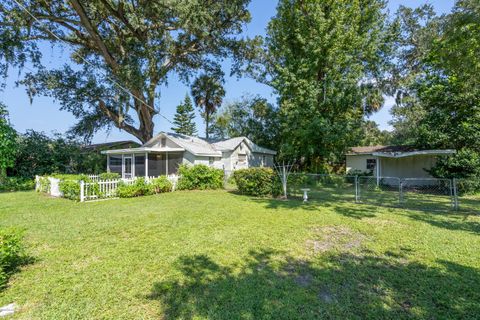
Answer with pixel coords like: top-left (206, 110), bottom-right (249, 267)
top-left (233, 167), bottom-right (277, 196)
top-left (0, 190), bottom-right (479, 319)
top-left (0, 228), bottom-right (27, 289)
top-left (177, 164), bottom-right (224, 190)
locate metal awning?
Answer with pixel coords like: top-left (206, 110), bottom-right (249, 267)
top-left (372, 150), bottom-right (456, 158)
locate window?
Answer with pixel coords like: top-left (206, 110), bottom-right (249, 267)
top-left (367, 159), bottom-right (377, 170)
top-left (238, 154), bottom-right (247, 163)
top-left (209, 157), bottom-right (215, 166)
top-left (160, 137), bottom-right (167, 147)
top-left (261, 155), bottom-right (266, 167)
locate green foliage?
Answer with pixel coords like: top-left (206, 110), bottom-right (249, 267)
top-left (98, 172), bottom-right (120, 180)
top-left (0, 177), bottom-right (35, 192)
top-left (233, 168), bottom-right (276, 197)
top-left (177, 165), bottom-right (224, 190)
top-left (51, 174), bottom-right (91, 182)
top-left (0, 0), bottom-right (254, 143)
top-left (391, 0), bottom-right (480, 180)
top-left (191, 74), bottom-right (226, 139)
top-left (264, 0), bottom-right (396, 165)
top-left (117, 178), bottom-right (154, 198)
top-left (37, 177), bottom-right (50, 193)
top-left (11, 130), bottom-right (105, 179)
top-left (0, 228), bottom-right (27, 288)
top-left (0, 103), bottom-right (17, 181)
top-left (58, 180), bottom-right (81, 201)
top-left (171, 95), bottom-right (197, 136)
top-left (359, 121), bottom-right (392, 147)
top-left (151, 176), bottom-right (173, 193)
top-left (210, 95), bottom-right (280, 150)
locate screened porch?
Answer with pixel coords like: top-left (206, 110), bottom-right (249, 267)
top-left (107, 152), bottom-right (184, 179)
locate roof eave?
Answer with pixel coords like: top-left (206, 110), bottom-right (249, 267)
top-left (372, 150), bottom-right (456, 158)
top-left (101, 147), bottom-right (185, 154)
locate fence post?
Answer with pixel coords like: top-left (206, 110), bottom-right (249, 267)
top-left (35, 175), bottom-right (39, 191)
top-left (399, 179), bottom-right (403, 206)
top-left (80, 180), bottom-right (85, 202)
top-left (354, 176), bottom-right (359, 203)
top-left (452, 178), bottom-right (459, 211)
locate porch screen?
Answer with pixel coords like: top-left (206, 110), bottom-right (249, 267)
top-left (148, 154), bottom-right (166, 176)
top-left (135, 155), bottom-right (145, 177)
top-left (109, 155), bottom-right (122, 174)
top-left (168, 152), bottom-right (183, 175)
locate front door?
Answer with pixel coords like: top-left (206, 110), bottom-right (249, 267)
top-left (123, 156), bottom-right (133, 179)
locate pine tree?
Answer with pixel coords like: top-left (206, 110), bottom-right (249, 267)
top-left (171, 95), bottom-right (197, 136)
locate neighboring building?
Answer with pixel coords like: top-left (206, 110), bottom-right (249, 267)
top-left (101, 132), bottom-right (276, 179)
top-left (82, 140), bottom-right (141, 152)
top-left (346, 145), bottom-right (455, 179)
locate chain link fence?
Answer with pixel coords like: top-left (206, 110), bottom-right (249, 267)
top-left (285, 173), bottom-right (480, 213)
top-left (287, 174), bottom-right (356, 203)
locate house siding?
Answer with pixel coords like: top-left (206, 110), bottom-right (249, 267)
top-left (346, 155), bottom-right (376, 173)
top-left (347, 154), bottom-right (438, 178)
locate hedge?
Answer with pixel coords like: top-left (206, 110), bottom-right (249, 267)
top-left (233, 167), bottom-right (278, 196)
top-left (177, 164), bottom-right (224, 190)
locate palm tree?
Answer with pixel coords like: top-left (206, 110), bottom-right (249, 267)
top-left (191, 74), bottom-right (225, 139)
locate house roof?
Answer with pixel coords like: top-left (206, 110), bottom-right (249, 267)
top-left (347, 145), bottom-right (456, 158)
top-left (212, 137), bottom-right (277, 155)
top-left (102, 132), bottom-right (277, 156)
top-left (82, 140), bottom-right (140, 151)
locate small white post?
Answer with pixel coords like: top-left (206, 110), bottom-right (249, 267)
top-left (35, 175), bottom-right (39, 191)
top-left (107, 155), bottom-right (110, 173)
top-left (80, 181), bottom-right (85, 202)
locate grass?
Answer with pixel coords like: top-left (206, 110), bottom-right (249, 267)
top-left (0, 190), bottom-right (479, 319)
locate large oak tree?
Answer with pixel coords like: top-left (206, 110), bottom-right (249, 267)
top-left (0, 0), bottom-right (256, 142)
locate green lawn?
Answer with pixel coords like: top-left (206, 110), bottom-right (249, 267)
top-left (0, 190), bottom-right (480, 319)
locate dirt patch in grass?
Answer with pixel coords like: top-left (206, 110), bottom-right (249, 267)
top-left (306, 226), bottom-right (367, 255)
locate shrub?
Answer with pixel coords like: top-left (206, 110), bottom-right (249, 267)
top-left (99, 172), bottom-right (120, 180)
top-left (151, 176), bottom-right (173, 193)
top-left (177, 164), bottom-right (224, 190)
top-left (59, 180), bottom-right (81, 201)
top-left (233, 168), bottom-right (277, 196)
top-left (51, 173), bottom-right (91, 182)
top-left (117, 178), bottom-right (154, 198)
top-left (0, 177), bottom-right (35, 192)
top-left (0, 228), bottom-right (27, 288)
top-left (37, 176), bottom-right (51, 193)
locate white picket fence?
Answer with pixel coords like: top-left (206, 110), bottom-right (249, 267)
top-left (80, 175), bottom-right (179, 202)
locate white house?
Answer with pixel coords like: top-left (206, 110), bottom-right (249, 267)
top-left (346, 145), bottom-right (456, 179)
top-left (101, 132), bottom-right (276, 179)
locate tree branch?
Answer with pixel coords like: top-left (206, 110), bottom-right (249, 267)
top-left (69, 0), bottom-right (120, 73)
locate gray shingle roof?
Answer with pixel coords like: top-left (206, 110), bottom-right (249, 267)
top-left (143, 132), bottom-right (276, 156)
top-left (165, 133), bottom-right (221, 156)
top-left (212, 137), bottom-right (277, 155)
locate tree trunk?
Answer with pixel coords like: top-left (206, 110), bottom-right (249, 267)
top-left (205, 111), bottom-right (210, 139)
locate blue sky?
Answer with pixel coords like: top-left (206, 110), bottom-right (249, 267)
top-left (1, 0), bottom-right (455, 143)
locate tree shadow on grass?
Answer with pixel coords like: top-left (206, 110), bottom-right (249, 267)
top-left (0, 253), bottom-right (34, 292)
top-left (404, 211), bottom-right (480, 235)
top-left (147, 249), bottom-right (480, 319)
